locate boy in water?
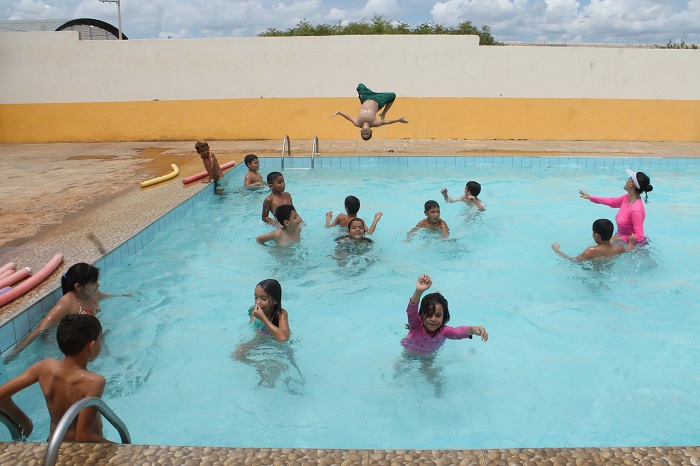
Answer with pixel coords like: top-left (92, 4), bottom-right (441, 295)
top-left (262, 172), bottom-right (295, 227)
top-left (408, 200), bottom-right (449, 239)
top-left (0, 314), bottom-right (111, 443)
top-left (243, 154), bottom-right (265, 187)
top-left (326, 195), bottom-right (383, 235)
top-left (552, 218), bottom-right (633, 261)
top-left (441, 181), bottom-right (486, 212)
top-left (195, 141), bottom-right (229, 195)
top-left (331, 83), bottom-right (408, 141)
top-left (256, 205), bottom-right (302, 247)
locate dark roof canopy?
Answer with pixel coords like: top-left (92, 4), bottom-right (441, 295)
top-left (0, 18), bottom-right (127, 40)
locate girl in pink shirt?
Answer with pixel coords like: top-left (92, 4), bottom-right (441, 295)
top-left (401, 274), bottom-right (487, 356)
top-left (579, 169), bottom-right (653, 245)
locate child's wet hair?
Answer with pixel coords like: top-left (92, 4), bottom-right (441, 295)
top-left (267, 171), bottom-right (283, 184)
top-left (57, 314), bottom-right (102, 356)
top-left (419, 292), bottom-right (450, 327)
top-left (244, 154), bottom-right (258, 167)
top-left (592, 218), bottom-right (614, 241)
top-left (344, 196), bottom-right (360, 215)
top-left (347, 217), bottom-right (365, 232)
top-left (61, 263), bottom-right (99, 295)
top-left (424, 200), bottom-right (440, 211)
top-left (257, 279), bottom-right (282, 326)
top-left (466, 181), bottom-right (481, 197)
top-left (274, 205), bottom-right (296, 224)
top-left (194, 140), bottom-right (208, 152)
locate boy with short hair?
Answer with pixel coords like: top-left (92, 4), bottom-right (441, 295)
top-left (325, 195), bottom-right (383, 235)
top-left (262, 172), bottom-right (295, 227)
top-left (408, 200), bottom-right (449, 238)
top-left (195, 141), bottom-right (229, 195)
top-left (552, 218), bottom-right (633, 261)
top-left (0, 314), bottom-right (111, 443)
top-left (243, 154), bottom-right (265, 187)
top-left (256, 205), bottom-right (302, 246)
top-left (441, 181), bottom-right (486, 212)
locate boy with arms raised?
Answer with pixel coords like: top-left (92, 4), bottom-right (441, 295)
top-left (408, 200), bottom-right (449, 239)
top-left (552, 218), bottom-right (633, 261)
top-left (441, 181), bottom-right (486, 212)
top-left (0, 314), bottom-right (111, 443)
top-left (262, 172), bottom-right (295, 227)
top-left (256, 205), bottom-right (302, 246)
top-left (325, 195), bottom-right (383, 235)
top-left (243, 154), bottom-right (265, 187)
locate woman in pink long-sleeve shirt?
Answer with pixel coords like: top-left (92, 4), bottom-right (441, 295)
top-left (579, 169), bottom-right (653, 245)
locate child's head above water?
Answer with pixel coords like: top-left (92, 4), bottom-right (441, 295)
top-left (592, 218), bottom-right (614, 241)
top-left (344, 196), bottom-right (360, 215)
top-left (274, 204), bottom-right (298, 226)
top-left (57, 314), bottom-right (102, 357)
top-left (347, 217), bottom-right (366, 239)
top-left (61, 263), bottom-right (100, 295)
top-left (255, 278), bottom-right (282, 325)
top-left (244, 154), bottom-right (259, 168)
top-left (267, 172), bottom-right (285, 192)
top-left (419, 292), bottom-right (450, 332)
top-left (466, 181), bottom-right (481, 197)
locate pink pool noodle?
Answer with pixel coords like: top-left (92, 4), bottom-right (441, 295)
top-left (0, 270), bottom-right (14, 280)
top-left (0, 254), bottom-right (64, 307)
top-left (0, 262), bottom-right (16, 274)
top-left (182, 161), bottom-right (236, 184)
top-left (0, 267), bottom-right (31, 288)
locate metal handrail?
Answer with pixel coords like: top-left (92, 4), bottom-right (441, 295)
top-left (0, 410), bottom-right (22, 441)
top-left (281, 135), bottom-right (290, 170)
top-left (44, 397), bottom-right (131, 466)
top-left (311, 136), bottom-right (318, 169)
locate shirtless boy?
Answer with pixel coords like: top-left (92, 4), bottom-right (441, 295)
top-left (441, 181), bottom-right (486, 212)
top-left (325, 195), bottom-right (383, 235)
top-left (331, 83), bottom-right (408, 141)
top-left (552, 219), bottom-right (633, 261)
top-left (408, 200), bottom-right (450, 239)
top-left (0, 314), bottom-right (111, 443)
top-left (243, 154), bottom-right (265, 187)
top-left (195, 141), bottom-right (229, 195)
top-left (256, 205), bottom-right (302, 247)
top-left (262, 172), bottom-right (294, 227)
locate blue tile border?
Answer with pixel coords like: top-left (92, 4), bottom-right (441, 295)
top-left (1, 155), bottom-right (698, 356)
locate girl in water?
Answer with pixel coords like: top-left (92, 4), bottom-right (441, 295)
top-left (395, 274), bottom-right (488, 396)
top-left (234, 279), bottom-right (302, 392)
top-left (7, 263), bottom-right (122, 360)
top-left (335, 218), bottom-right (374, 245)
top-left (579, 169), bottom-right (653, 245)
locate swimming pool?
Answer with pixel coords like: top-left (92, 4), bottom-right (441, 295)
top-left (4, 156), bottom-right (700, 450)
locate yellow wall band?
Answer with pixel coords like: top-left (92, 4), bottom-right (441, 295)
top-left (1, 97), bottom-right (698, 143)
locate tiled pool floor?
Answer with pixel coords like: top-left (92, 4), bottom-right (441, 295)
top-left (1, 139), bottom-right (699, 464)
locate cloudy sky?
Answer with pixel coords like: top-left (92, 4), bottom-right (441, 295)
top-left (1, 0), bottom-right (698, 44)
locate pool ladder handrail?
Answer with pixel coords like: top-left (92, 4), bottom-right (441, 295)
top-left (0, 410), bottom-right (22, 441)
top-left (281, 135), bottom-right (317, 169)
top-left (44, 397), bottom-right (131, 466)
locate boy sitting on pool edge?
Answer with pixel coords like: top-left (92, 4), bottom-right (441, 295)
top-left (0, 314), bottom-right (112, 443)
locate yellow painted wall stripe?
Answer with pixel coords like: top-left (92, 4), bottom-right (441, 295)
top-left (1, 97), bottom-right (698, 143)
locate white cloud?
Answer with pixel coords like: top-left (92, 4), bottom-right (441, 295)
top-left (362, 0), bottom-right (399, 17)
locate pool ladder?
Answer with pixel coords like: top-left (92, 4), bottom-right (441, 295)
top-left (44, 397), bottom-right (131, 466)
top-left (281, 135), bottom-right (318, 170)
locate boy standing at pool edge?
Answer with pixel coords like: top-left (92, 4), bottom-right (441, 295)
top-left (195, 141), bottom-right (229, 195)
top-left (262, 172), bottom-right (295, 227)
top-left (408, 200), bottom-right (449, 238)
top-left (0, 314), bottom-right (112, 443)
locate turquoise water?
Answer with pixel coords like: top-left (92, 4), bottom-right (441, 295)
top-left (4, 157), bottom-right (700, 449)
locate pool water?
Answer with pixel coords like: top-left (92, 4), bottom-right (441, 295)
top-left (4, 157), bottom-right (700, 449)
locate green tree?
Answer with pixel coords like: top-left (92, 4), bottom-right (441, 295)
top-left (259, 16), bottom-right (500, 45)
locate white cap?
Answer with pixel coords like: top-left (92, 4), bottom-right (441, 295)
top-left (626, 169), bottom-right (640, 189)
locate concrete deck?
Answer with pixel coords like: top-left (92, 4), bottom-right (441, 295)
top-left (1, 139), bottom-right (699, 465)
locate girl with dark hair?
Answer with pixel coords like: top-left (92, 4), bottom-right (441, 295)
top-left (6, 263), bottom-right (122, 361)
top-left (247, 279), bottom-right (289, 343)
top-left (579, 169), bottom-right (653, 245)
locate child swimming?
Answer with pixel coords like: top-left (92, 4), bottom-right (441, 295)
top-left (243, 154), bottom-right (265, 187)
top-left (326, 195), bottom-right (383, 235)
top-left (335, 218), bottom-right (374, 245)
top-left (246, 279), bottom-right (290, 342)
top-left (401, 274), bottom-right (487, 355)
top-left (441, 180), bottom-right (486, 212)
top-left (256, 205), bottom-right (302, 247)
top-left (408, 200), bottom-right (449, 239)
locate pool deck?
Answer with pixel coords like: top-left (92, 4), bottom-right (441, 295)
top-left (1, 139), bottom-right (699, 465)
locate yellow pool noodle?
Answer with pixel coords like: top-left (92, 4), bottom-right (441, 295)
top-left (139, 164), bottom-right (180, 188)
